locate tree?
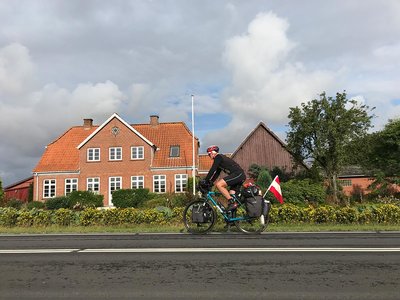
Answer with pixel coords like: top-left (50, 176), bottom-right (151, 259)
top-left (286, 91), bottom-right (374, 203)
top-left (350, 118), bottom-right (400, 195)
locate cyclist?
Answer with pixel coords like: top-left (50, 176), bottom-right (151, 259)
top-left (203, 145), bottom-right (246, 211)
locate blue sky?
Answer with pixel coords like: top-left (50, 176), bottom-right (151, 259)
top-left (1, 0), bottom-right (400, 185)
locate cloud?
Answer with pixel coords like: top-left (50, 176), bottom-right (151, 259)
top-left (0, 43), bottom-right (125, 185)
top-left (0, 43), bottom-right (35, 97)
top-left (202, 12), bottom-right (338, 151)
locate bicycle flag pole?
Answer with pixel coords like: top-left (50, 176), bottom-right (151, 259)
top-left (263, 175), bottom-right (284, 203)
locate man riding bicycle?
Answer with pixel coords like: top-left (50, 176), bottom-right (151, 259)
top-left (203, 145), bottom-right (246, 212)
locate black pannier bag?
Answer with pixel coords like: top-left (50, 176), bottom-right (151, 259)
top-left (191, 204), bottom-right (212, 223)
top-left (245, 195), bottom-right (264, 218)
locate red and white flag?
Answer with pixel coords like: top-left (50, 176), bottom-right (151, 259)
top-left (264, 175), bottom-right (284, 204)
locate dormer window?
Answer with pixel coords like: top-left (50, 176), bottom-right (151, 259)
top-left (170, 145), bottom-right (180, 157)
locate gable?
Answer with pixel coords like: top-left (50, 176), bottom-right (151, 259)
top-left (231, 122), bottom-right (305, 173)
top-left (77, 113), bottom-right (154, 149)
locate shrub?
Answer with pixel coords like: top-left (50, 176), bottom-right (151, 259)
top-left (26, 201), bottom-right (46, 210)
top-left (265, 179), bottom-right (325, 205)
top-left (54, 208), bottom-right (76, 226)
top-left (112, 189), bottom-right (151, 208)
top-left (68, 191), bottom-right (103, 209)
top-left (16, 210), bottom-right (34, 227)
top-left (6, 199), bottom-right (24, 209)
top-left (31, 209), bottom-right (52, 226)
top-left (277, 204), bottom-right (304, 223)
top-left (336, 207), bottom-right (358, 224)
top-left (309, 205), bottom-right (336, 223)
top-left (79, 208), bottom-right (103, 226)
top-left (0, 207), bottom-right (19, 226)
top-left (45, 196), bottom-right (70, 210)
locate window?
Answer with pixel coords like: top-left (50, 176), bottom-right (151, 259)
top-left (65, 178), bottom-right (78, 195)
top-left (339, 179), bottom-right (352, 187)
top-left (131, 146), bottom-right (144, 160)
top-left (170, 145), bottom-right (180, 157)
top-left (153, 175), bottom-right (166, 193)
top-left (87, 148), bottom-right (100, 161)
top-left (87, 177), bottom-right (100, 194)
top-left (175, 174), bottom-right (187, 193)
top-left (43, 179), bottom-right (56, 198)
top-left (131, 176), bottom-right (144, 189)
top-left (109, 147), bottom-right (122, 161)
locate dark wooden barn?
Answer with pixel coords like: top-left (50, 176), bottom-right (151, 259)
top-left (231, 122), bottom-right (305, 175)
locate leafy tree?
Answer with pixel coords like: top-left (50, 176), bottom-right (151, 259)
top-left (350, 118), bottom-right (400, 195)
top-left (286, 91), bottom-right (374, 203)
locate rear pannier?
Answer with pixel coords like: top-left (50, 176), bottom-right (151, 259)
top-left (245, 195), bottom-right (264, 218)
top-left (191, 204), bottom-right (212, 223)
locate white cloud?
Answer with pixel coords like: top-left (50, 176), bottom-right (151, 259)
top-left (0, 43), bottom-right (35, 97)
top-left (203, 12), bottom-right (338, 151)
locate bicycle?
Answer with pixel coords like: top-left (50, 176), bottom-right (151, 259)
top-left (183, 184), bottom-right (271, 234)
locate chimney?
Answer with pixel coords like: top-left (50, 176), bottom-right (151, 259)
top-left (83, 118), bottom-right (93, 129)
top-left (150, 115), bottom-right (159, 127)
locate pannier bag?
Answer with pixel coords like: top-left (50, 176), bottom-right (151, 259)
top-left (245, 195), bottom-right (264, 218)
top-left (191, 204), bottom-right (212, 223)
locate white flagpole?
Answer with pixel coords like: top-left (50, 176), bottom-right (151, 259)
top-left (191, 95), bottom-right (196, 195)
top-left (263, 175), bottom-right (279, 198)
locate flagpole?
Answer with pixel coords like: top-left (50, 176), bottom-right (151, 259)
top-left (263, 175), bottom-right (279, 198)
top-left (191, 94), bottom-right (196, 195)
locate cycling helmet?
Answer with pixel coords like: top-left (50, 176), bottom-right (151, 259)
top-left (206, 145), bottom-right (219, 154)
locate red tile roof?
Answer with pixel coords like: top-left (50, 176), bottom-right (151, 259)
top-left (134, 122), bottom-right (198, 168)
top-left (33, 116), bottom-right (199, 172)
top-left (34, 126), bottom-right (97, 172)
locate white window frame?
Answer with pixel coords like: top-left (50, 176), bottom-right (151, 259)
top-left (109, 176), bottom-right (122, 206)
top-left (153, 175), bottom-right (166, 193)
top-left (175, 174), bottom-right (187, 193)
top-left (131, 146), bottom-right (144, 160)
top-left (65, 178), bottom-right (78, 195)
top-left (109, 147), bottom-right (122, 161)
top-left (87, 177), bottom-right (100, 194)
top-left (131, 176), bottom-right (144, 189)
top-left (87, 148), bottom-right (100, 161)
top-left (43, 179), bottom-right (56, 198)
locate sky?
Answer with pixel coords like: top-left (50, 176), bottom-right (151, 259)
top-left (1, 0), bottom-right (400, 186)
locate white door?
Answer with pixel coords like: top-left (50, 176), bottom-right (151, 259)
top-left (109, 177), bottom-right (122, 206)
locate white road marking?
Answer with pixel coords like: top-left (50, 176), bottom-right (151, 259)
top-left (2, 247), bottom-right (399, 254)
top-left (78, 247), bottom-right (400, 253)
top-left (0, 249), bottom-right (80, 254)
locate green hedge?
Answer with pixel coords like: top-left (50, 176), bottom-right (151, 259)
top-left (0, 204), bottom-right (399, 227)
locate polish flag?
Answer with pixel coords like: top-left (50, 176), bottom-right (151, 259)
top-left (264, 176), bottom-right (284, 204)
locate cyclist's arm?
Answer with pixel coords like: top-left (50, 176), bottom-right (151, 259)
top-left (205, 155), bottom-right (222, 183)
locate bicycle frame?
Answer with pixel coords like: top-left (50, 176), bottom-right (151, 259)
top-left (205, 191), bottom-right (248, 223)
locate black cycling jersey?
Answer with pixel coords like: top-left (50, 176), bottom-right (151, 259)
top-left (205, 154), bottom-right (244, 183)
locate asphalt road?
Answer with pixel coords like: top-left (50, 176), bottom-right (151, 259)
top-left (0, 232), bottom-right (399, 300)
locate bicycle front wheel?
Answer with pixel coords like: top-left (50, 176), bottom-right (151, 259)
top-left (234, 203), bottom-right (269, 234)
top-left (183, 200), bottom-right (216, 234)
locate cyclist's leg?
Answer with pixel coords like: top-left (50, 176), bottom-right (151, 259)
top-left (222, 172), bottom-right (246, 211)
top-left (214, 178), bottom-right (231, 200)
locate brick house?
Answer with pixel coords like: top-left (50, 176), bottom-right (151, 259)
top-left (33, 113), bottom-right (199, 206)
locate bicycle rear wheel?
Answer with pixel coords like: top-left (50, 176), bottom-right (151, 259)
top-left (183, 200), bottom-right (216, 234)
top-left (234, 203), bottom-right (269, 234)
